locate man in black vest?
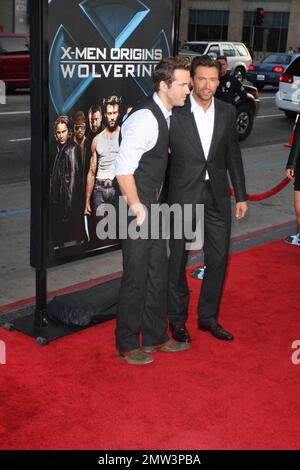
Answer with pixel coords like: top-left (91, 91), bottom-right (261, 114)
top-left (167, 55), bottom-right (248, 343)
top-left (115, 57), bottom-right (191, 365)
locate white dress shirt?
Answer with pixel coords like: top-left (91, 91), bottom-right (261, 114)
top-left (115, 92), bottom-right (171, 175)
top-left (190, 93), bottom-right (215, 180)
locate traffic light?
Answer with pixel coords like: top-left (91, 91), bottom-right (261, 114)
top-left (254, 8), bottom-right (265, 26)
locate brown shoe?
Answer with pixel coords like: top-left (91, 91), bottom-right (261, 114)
top-left (116, 348), bottom-right (154, 365)
top-left (142, 339), bottom-right (190, 353)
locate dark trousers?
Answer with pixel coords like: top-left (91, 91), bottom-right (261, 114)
top-left (168, 181), bottom-right (231, 327)
top-left (115, 230), bottom-right (169, 352)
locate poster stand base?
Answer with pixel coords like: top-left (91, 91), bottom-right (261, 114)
top-left (3, 306), bottom-right (115, 346)
top-left (4, 310), bottom-right (82, 345)
top-left (2, 273), bottom-right (119, 345)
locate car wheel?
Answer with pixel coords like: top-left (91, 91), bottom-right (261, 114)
top-left (234, 67), bottom-right (245, 81)
top-left (284, 110), bottom-right (297, 120)
top-left (236, 103), bottom-right (254, 140)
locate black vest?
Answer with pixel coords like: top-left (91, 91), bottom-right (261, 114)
top-left (122, 97), bottom-right (169, 205)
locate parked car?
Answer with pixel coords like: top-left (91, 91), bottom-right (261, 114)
top-left (246, 53), bottom-right (296, 90)
top-left (0, 32), bottom-right (29, 91)
top-left (276, 55), bottom-right (300, 119)
top-left (179, 41), bottom-right (252, 80)
top-left (235, 83), bottom-right (259, 140)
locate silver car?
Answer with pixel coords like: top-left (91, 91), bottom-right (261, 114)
top-left (179, 41), bottom-right (252, 80)
top-left (276, 55), bottom-right (300, 119)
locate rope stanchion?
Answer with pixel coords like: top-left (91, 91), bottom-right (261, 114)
top-left (192, 178), bottom-right (291, 281)
top-left (230, 177), bottom-right (291, 201)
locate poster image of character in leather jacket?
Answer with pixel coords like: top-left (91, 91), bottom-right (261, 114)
top-left (50, 114), bottom-right (85, 250)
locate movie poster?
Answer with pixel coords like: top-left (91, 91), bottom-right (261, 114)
top-left (47, 0), bottom-right (179, 265)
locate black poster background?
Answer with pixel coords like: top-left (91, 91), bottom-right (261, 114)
top-left (41, 0), bottom-right (180, 266)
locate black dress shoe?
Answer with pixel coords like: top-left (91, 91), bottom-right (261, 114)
top-left (169, 324), bottom-right (191, 343)
top-left (198, 323), bottom-right (234, 341)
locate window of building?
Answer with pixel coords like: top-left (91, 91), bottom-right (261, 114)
top-left (188, 10), bottom-right (229, 41)
top-left (242, 11), bottom-right (289, 53)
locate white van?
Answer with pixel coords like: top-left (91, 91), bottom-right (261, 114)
top-left (179, 41), bottom-right (252, 80)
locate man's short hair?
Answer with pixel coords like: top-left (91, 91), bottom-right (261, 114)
top-left (103, 95), bottom-right (122, 113)
top-left (153, 56), bottom-right (190, 92)
top-left (73, 110), bottom-right (86, 125)
top-left (88, 104), bottom-right (102, 117)
top-left (217, 55), bottom-right (227, 62)
top-left (190, 55), bottom-right (220, 78)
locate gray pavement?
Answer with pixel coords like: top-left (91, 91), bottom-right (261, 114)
top-left (0, 140), bottom-right (296, 308)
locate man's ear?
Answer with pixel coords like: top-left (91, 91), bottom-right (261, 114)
top-left (160, 80), bottom-right (169, 93)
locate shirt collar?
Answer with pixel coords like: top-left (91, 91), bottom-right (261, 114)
top-left (190, 93), bottom-right (214, 114)
top-left (153, 92), bottom-right (172, 120)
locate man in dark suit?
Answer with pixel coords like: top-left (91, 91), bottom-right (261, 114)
top-left (167, 55), bottom-right (248, 343)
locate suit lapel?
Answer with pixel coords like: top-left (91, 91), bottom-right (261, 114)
top-left (174, 100), bottom-right (206, 161)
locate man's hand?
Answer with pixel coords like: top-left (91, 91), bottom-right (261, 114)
top-left (286, 169), bottom-right (295, 180)
top-left (84, 202), bottom-right (91, 215)
top-left (235, 201), bottom-right (248, 220)
top-left (130, 202), bottom-right (146, 226)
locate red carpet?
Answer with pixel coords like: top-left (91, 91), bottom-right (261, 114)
top-left (0, 239), bottom-right (300, 450)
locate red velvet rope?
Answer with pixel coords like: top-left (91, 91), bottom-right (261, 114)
top-left (230, 177), bottom-right (291, 201)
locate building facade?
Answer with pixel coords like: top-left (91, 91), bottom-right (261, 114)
top-left (0, 0), bottom-right (29, 34)
top-left (180, 0), bottom-right (300, 56)
top-left (0, 1), bottom-right (299, 57)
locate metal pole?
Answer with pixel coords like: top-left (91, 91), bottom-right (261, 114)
top-left (251, 26), bottom-right (255, 51)
top-left (30, 0), bottom-right (49, 330)
top-left (34, 268), bottom-right (48, 328)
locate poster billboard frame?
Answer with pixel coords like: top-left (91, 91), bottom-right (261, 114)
top-left (28, 0), bottom-right (181, 332)
top-left (30, 0), bottom-right (181, 271)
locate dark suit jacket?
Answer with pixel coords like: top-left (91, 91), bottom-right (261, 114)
top-left (167, 97), bottom-right (247, 215)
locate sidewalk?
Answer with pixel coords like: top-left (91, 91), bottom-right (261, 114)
top-left (0, 142), bottom-right (296, 309)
